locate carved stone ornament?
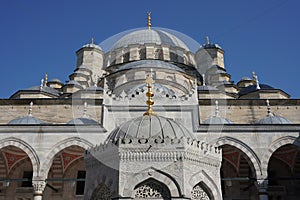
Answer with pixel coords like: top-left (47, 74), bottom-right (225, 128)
top-left (32, 180), bottom-right (46, 193)
top-left (134, 179), bottom-right (171, 198)
top-left (191, 185), bottom-right (210, 200)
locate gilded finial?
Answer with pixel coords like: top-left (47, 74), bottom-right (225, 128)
top-left (206, 36), bottom-right (210, 45)
top-left (147, 12), bottom-right (152, 30)
top-left (143, 73), bottom-right (156, 116)
top-left (28, 101), bottom-right (33, 116)
top-left (44, 73), bottom-right (48, 86)
top-left (91, 37), bottom-right (94, 44)
top-left (214, 100), bottom-right (219, 117)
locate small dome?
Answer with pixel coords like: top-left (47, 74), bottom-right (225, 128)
top-left (238, 84), bottom-right (274, 96)
top-left (82, 43), bottom-right (102, 51)
top-left (48, 78), bottom-right (62, 83)
top-left (67, 117), bottom-right (98, 125)
top-left (201, 43), bottom-right (222, 49)
top-left (26, 86), bottom-right (60, 96)
top-left (85, 86), bottom-right (104, 91)
top-left (203, 116), bottom-right (234, 124)
top-left (8, 116), bottom-right (44, 124)
top-left (106, 115), bottom-right (195, 143)
top-left (197, 85), bottom-right (218, 91)
top-left (118, 60), bottom-right (185, 73)
top-left (257, 116), bottom-right (292, 124)
top-left (66, 80), bottom-right (81, 86)
top-left (240, 77), bottom-right (252, 81)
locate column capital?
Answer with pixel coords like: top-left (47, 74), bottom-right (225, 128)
top-left (257, 179), bottom-right (268, 189)
top-left (32, 180), bottom-right (46, 194)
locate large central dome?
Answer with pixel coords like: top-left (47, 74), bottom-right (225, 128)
top-left (100, 27), bottom-right (200, 53)
top-left (111, 28), bottom-right (189, 51)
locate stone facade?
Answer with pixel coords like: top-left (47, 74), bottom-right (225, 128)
top-left (0, 21), bottom-right (299, 200)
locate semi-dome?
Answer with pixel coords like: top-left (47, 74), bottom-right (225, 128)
top-left (100, 27), bottom-right (200, 53)
top-left (106, 115), bottom-right (195, 143)
top-left (8, 116), bottom-right (44, 125)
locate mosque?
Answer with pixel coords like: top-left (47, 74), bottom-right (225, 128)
top-left (0, 13), bottom-right (299, 200)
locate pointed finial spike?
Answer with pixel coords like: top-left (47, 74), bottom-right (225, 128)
top-left (252, 71), bottom-right (261, 90)
top-left (266, 99), bottom-right (273, 117)
top-left (147, 12), bottom-right (152, 30)
top-left (83, 102), bottom-right (88, 118)
top-left (28, 101), bottom-right (33, 116)
top-left (206, 36), bottom-right (210, 45)
top-left (215, 100), bottom-right (219, 117)
top-left (202, 74), bottom-right (206, 86)
top-left (40, 79), bottom-right (44, 91)
top-left (91, 37), bottom-right (94, 44)
top-left (44, 73), bottom-right (48, 86)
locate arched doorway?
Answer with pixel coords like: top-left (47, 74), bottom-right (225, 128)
top-left (268, 144), bottom-right (300, 200)
top-left (133, 178), bottom-right (171, 199)
top-left (0, 145), bottom-right (33, 199)
top-left (220, 144), bottom-right (258, 199)
top-left (44, 145), bottom-right (85, 199)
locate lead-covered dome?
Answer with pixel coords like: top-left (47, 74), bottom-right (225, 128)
top-left (111, 28), bottom-right (189, 51)
top-left (8, 116), bottom-right (44, 124)
top-left (100, 27), bottom-right (200, 53)
top-left (106, 115), bottom-right (195, 143)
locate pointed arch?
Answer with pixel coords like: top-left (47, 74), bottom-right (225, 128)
top-left (188, 170), bottom-right (221, 200)
top-left (0, 137), bottom-right (39, 177)
top-left (123, 167), bottom-right (180, 198)
top-left (134, 178), bottom-right (171, 199)
top-left (39, 137), bottom-right (93, 178)
top-left (214, 136), bottom-right (261, 178)
top-left (261, 136), bottom-right (300, 174)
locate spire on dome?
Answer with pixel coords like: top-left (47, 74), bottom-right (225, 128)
top-left (83, 102), bottom-right (88, 118)
top-left (28, 101), bottom-right (33, 116)
top-left (147, 12), bottom-right (152, 30)
top-left (91, 37), bottom-right (94, 44)
top-left (44, 73), bottom-right (48, 86)
top-left (266, 99), bottom-right (273, 117)
top-left (40, 79), bottom-right (44, 91)
top-left (214, 100), bottom-right (220, 117)
top-left (206, 36), bottom-right (210, 45)
top-left (143, 71), bottom-right (156, 116)
top-left (252, 71), bottom-right (261, 90)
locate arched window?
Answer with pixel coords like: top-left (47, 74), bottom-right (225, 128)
top-left (134, 178), bottom-right (171, 199)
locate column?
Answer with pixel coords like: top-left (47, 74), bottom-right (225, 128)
top-left (257, 179), bottom-right (268, 200)
top-left (32, 180), bottom-right (46, 200)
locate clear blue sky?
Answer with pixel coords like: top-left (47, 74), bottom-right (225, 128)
top-left (0, 0), bottom-right (299, 98)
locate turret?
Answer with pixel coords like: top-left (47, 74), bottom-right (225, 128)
top-left (75, 37), bottom-right (105, 81)
top-left (63, 38), bottom-right (105, 93)
top-left (195, 36), bottom-right (225, 74)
